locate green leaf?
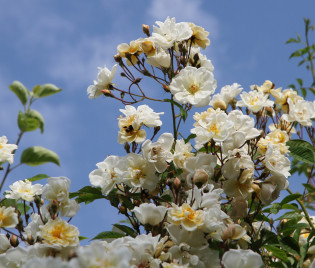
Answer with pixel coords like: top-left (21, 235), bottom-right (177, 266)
top-left (75, 193), bottom-right (104, 204)
top-left (279, 222), bottom-right (309, 235)
top-left (113, 224), bottom-right (136, 237)
top-left (296, 78), bottom-right (303, 86)
top-left (16, 203), bottom-right (30, 215)
top-left (78, 186), bottom-right (103, 195)
top-left (107, 189), bottom-right (120, 207)
top-left (303, 183), bottom-right (315, 193)
top-left (18, 111), bottom-right (39, 132)
top-left (27, 110), bottom-right (44, 133)
top-left (280, 236), bottom-right (300, 256)
top-left (25, 173), bottom-right (49, 182)
top-left (276, 212), bottom-right (303, 221)
top-left (79, 236), bottom-right (88, 241)
top-left (21, 146), bottom-right (60, 166)
top-left (299, 243), bottom-right (309, 267)
top-left (91, 231), bottom-right (125, 240)
top-left (17, 110), bottom-right (45, 133)
top-left (301, 87), bottom-right (307, 98)
top-left (119, 196), bottom-right (134, 210)
top-left (263, 203), bottom-right (281, 214)
top-left (160, 194), bottom-right (173, 203)
top-left (184, 134), bottom-right (196, 143)
top-left (286, 38), bottom-right (299, 44)
top-left (33, 84), bottom-right (61, 98)
top-left (287, 140), bottom-right (315, 165)
top-left (280, 193), bottom-right (302, 205)
top-left (264, 245), bottom-right (288, 262)
top-left (281, 203), bottom-right (299, 211)
top-left (289, 51), bottom-right (301, 59)
top-left (9, 81), bottom-right (28, 105)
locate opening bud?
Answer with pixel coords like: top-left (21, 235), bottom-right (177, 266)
top-left (174, 177), bottom-right (181, 188)
top-left (193, 169), bottom-right (209, 188)
top-left (10, 235), bottom-right (19, 247)
top-left (163, 84), bottom-right (170, 92)
top-left (27, 234), bottom-right (35, 245)
top-left (142, 24), bottom-right (150, 37)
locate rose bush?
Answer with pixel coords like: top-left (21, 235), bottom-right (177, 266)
top-left (0, 17), bottom-right (314, 267)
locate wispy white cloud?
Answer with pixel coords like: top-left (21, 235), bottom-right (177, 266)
top-left (48, 34), bottom-right (120, 89)
top-left (147, 0), bottom-right (219, 38)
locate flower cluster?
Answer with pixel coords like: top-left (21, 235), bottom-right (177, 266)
top-left (1, 17), bottom-right (315, 268)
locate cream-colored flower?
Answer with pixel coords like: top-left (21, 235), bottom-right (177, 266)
top-left (222, 249), bottom-right (263, 268)
top-left (152, 17), bottom-right (193, 49)
top-left (260, 175), bottom-right (288, 205)
top-left (188, 23), bottom-right (210, 49)
top-left (173, 139), bottom-right (194, 169)
top-left (281, 99), bottom-right (315, 126)
top-left (87, 65), bottom-right (117, 99)
top-left (264, 145), bottom-right (291, 178)
top-left (270, 87), bottom-right (303, 113)
top-left (117, 39), bottom-right (143, 65)
top-left (168, 203), bottom-right (204, 231)
top-left (5, 179), bottom-right (43, 202)
top-left (42, 177), bottom-right (80, 217)
top-left (236, 90), bottom-right (274, 113)
top-left (116, 153), bottom-right (158, 191)
top-left (253, 80), bottom-right (275, 94)
top-left (0, 234), bottom-right (10, 253)
top-left (118, 105), bottom-right (163, 144)
top-left (183, 153), bottom-right (217, 186)
top-left (0, 136), bottom-right (17, 164)
top-left (132, 203), bottom-right (167, 226)
top-left (70, 240), bottom-right (132, 268)
top-left (146, 48), bottom-right (171, 68)
top-left (191, 108), bottom-right (234, 148)
top-left (89, 155), bottom-right (122, 195)
top-left (0, 206), bottom-right (18, 228)
top-left (170, 66), bottom-right (216, 107)
top-left (139, 37), bottom-right (157, 57)
top-left (222, 149), bottom-right (254, 199)
top-left (257, 129), bottom-right (289, 155)
top-left (188, 47), bottom-right (214, 71)
top-left (142, 133), bottom-right (174, 173)
top-left (39, 218), bottom-right (79, 247)
top-left (210, 83), bottom-right (243, 110)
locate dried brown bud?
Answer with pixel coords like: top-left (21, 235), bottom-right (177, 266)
top-left (142, 24), bottom-right (150, 37)
top-left (114, 54), bottom-right (122, 63)
top-left (133, 200), bottom-right (140, 207)
top-left (119, 205), bottom-right (126, 214)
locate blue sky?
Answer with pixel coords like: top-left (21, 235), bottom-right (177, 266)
top-left (0, 0), bottom-right (314, 241)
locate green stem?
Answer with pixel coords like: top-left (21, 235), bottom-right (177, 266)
top-left (170, 96), bottom-right (177, 140)
top-left (287, 188), bottom-right (314, 230)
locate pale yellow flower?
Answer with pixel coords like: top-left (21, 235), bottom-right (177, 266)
top-left (0, 206), bottom-right (18, 228)
top-left (39, 218), bottom-right (79, 247)
top-left (257, 129), bottom-right (289, 155)
top-left (117, 39), bottom-right (143, 65)
top-left (168, 203), bottom-right (204, 231)
top-left (188, 23), bottom-right (210, 49)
